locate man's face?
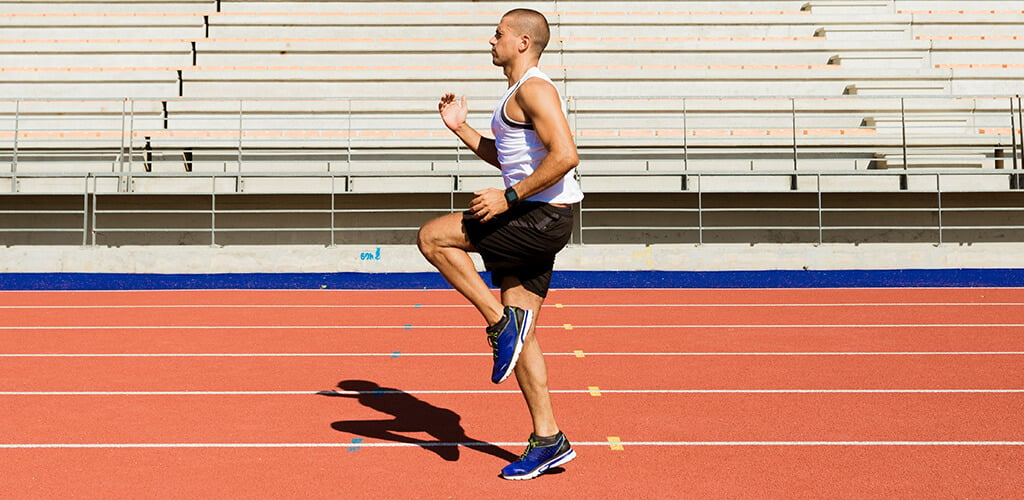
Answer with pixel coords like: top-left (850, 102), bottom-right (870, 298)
top-left (489, 18), bottom-right (520, 66)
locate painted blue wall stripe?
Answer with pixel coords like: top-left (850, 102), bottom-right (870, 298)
top-left (0, 269), bottom-right (1022, 291)
top-left (555, 269), bottom-right (1024, 289)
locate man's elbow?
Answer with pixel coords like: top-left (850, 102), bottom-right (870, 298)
top-left (554, 149), bottom-right (579, 171)
top-left (567, 151), bottom-right (580, 169)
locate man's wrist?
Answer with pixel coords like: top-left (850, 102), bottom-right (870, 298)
top-left (503, 186), bottom-right (520, 208)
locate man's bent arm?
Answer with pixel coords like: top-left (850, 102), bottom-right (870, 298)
top-left (451, 123), bottom-right (501, 169)
top-left (439, 93), bottom-right (501, 168)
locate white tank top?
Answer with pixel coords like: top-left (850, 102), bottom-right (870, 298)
top-left (490, 67), bottom-right (584, 205)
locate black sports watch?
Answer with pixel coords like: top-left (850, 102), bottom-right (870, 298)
top-left (504, 186), bottom-right (520, 208)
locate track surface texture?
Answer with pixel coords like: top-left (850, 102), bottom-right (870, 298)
top-left (1, 287), bottom-right (1022, 498)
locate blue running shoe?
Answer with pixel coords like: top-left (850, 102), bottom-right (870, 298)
top-left (487, 305), bottom-right (536, 383)
top-left (501, 432), bottom-right (576, 480)
top-left (486, 306), bottom-right (532, 384)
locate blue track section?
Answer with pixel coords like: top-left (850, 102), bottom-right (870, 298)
top-left (1, 269), bottom-right (1022, 290)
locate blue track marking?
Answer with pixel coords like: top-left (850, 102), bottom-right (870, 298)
top-left (1, 269), bottom-right (1023, 291)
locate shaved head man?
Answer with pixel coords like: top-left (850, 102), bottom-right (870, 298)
top-left (500, 8), bottom-right (550, 55)
top-left (418, 8), bottom-right (582, 480)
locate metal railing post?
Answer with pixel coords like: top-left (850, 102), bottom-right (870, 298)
top-left (936, 172), bottom-right (943, 245)
top-left (568, 95), bottom-right (577, 144)
top-left (210, 175), bottom-right (217, 246)
top-left (817, 172), bottom-right (823, 245)
top-left (330, 173), bottom-right (336, 247)
top-left (576, 196), bottom-right (584, 246)
top-left (1018, 95), bottom-right (1024, 181)
top-left (682, 98), bottom-right (688, 171)
top-left (346, 99), bottom-right (352, 171)
top-left (90, 175), bottom-right (97, 246)
top-left (792, 98), bottom-right (798, 171)
top-left (119, 98), bottom-right (127, 172)
top-left (1011, 96), bottom-right (1019, 172)
top-left (127, 99), bottom-right (135, 172)
top-left (450, 173), bottom-right (456, 214)
top-left (11, 100), bottom-right (19, 175)
top-left (900, 97), bottom-right (908, 170)
top-left (82, 174), bottom-right (90, 246)
top-left (569, 95), bottom-right (582, 241)
top-left (237, 100), bottom-right (244, 171)
top-left (697, 173), bottom-right (703, 245)
top-left (455, 138), bottom-right (461, 171)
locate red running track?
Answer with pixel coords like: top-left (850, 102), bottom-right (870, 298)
top-left (1, 288), bottom-right (1022, 498)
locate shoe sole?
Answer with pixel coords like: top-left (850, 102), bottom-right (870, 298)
top-left (493, 309), bottom-right (532, 384)
top-left (501, 448), bottom-right (576, 481)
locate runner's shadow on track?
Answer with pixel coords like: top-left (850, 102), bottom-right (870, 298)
top-left (320, 380), bottom-right (519, 463)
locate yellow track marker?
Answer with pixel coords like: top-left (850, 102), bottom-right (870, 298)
top-left (563, 323), bottom-right (573, 330)
top-left (573, 350), bottom-right (585, 358)
top-left (555, 303), bottom-right (564, 308)
top-left (588, 386), bottom-right (601, 396)
top-left (607, 436), bottom-right (624, 451)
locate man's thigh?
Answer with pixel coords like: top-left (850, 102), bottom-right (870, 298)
top-left (418, 212), bottom-right (477, 252)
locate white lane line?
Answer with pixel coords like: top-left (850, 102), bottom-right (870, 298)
top-left (1, 351), bottom-right (1022, 358)
top-left (0, 326), bottom-right (405, 330)
top-left (0, 353), bottom-right (481, 358)
top-left (541, 324), bottom-right (1024, 329)
top-left (1, 441), bottom-right (1022, 449)
top-left (1, 389), bottom-right (1022, 396)
top-left (0, 324), bottom-right (1022, 330)
top-left (604, 441), bottom-right (1024, 446)
top-left (1, 302), bottom-right (1021, 309)
top-left (557, 303), bottom-right (1024, 307)
top-left (555, 352), bottom-right (1024, 356)
top-left (0, 304), bottom-right (467, 310)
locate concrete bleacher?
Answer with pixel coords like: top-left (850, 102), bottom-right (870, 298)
top-left (1, 1), bottom-right (1022, 249)
top-left (2, 2), bottom-right (1021, 97)
top-left (1, 0), bottom-right (1023, 196)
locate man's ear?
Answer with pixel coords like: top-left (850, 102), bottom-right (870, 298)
top-left (519, 34), bottom-right (531, 53)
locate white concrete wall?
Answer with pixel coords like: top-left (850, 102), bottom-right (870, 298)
top-left (2, 242), bottom-right (1021, 275)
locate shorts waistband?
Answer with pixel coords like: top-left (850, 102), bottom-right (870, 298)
top-left (521, 201), bottom-right (574, 211)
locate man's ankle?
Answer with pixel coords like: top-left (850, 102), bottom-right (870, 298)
top-left (531, 431), bottom-right (562, 447)
top-left (487, 308), bottom-right (509, 333)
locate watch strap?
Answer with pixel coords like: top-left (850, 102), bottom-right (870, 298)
top-left (504, 187), bottom-right (520, 207)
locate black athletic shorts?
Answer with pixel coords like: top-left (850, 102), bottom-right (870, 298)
top-left (462, 201), bottom-right (574, 298)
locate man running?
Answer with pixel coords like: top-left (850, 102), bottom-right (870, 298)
top-left (416, 8), bottom-right (583, 481)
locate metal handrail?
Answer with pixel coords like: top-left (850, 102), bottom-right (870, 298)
top-left (2, 95), bottom-right (1023, 176)
top-left (0, 169), bottom-right (1021, 247)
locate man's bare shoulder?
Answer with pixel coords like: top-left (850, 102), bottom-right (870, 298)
top-left (517, 75), bottom-right (558, 96)
top-left (514, 76), bottom-right (561, 113)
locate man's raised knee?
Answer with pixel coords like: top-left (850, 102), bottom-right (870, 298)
top-left (416, 222), bottom-right (435, 257)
